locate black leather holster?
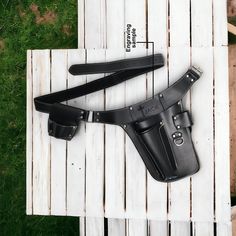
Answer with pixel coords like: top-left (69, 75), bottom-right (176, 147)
top-left (34, 54), bottom-right (202, 182)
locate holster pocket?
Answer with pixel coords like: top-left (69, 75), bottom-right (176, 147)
top-left (48, 103), bottom-right (79, 141)
top-left (125, 103), bottom-right (199, 182)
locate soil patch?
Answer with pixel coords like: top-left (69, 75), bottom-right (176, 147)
top-left (29, 3), bottom-right (57, 24)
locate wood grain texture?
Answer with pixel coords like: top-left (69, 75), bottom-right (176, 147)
top-left (149, 221), bottom-right (168, 236)
top-left (213, 0), bottom-right (228, 46)
top-left (67, 49), bottom-right (86, 216)
top-left (171, 222), bottom-right (190, 236)
top-left (168, 47), bottom-right (191, 221)
top-left (194, 222), bottom-right (214, 236)
top-left (85, 50), bottom-right (105, 217)
top-left (125, 49), bottom-right (147, 219)
top-left (146, 0), bottom-right (168, 221)
top-left (191, 47), bottom-right (214, 222)
top-left (106, 0), bottom-right (125, 48)
top-left (50, 50), bottom-right (67, 215)
top-left (84, 0), bottom-right (106, 48)
top-left (105, 50), bottom-right (125, 218)
top-left (217, 223), bottom-right (232, 236)
top-left (127, 219), bottom-right (147, 236)
top-left (32, 50), bottom-right (51, 215)
top-left (108, 219), bottom-right (126, 236)
top-left (169, 0), bottom-right (190, 47)
top-left (191, 0), bottom-right (212, 47)
top-left (168, 0), bottom-right (191, 220)
top-left (214, 46), bottom-right (231, 223)
top-left (86, 217), bottom-right (104, 236)
top-left (124, 0), bottom-right (147, 218)
top-left (26, 50), bottom-right (33, 215)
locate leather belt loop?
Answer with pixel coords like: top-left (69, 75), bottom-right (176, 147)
top-left (173, 111), bottom-right (193, 129)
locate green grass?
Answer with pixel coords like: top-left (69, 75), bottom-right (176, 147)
top-left (0, 1), bottom-right (80, 235)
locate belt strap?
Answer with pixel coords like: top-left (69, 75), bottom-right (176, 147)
top-left (34, 54), bottom-right (164, 113)
top-left (34, 54), bottom-right (202, 128)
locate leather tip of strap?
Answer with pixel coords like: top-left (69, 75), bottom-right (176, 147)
top-left (68, 65), bottom-right (77, 75)
top-left (154, 54), bottom-right (165, 66)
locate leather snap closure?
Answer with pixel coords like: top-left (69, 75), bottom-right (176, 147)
top-left (172, 132), bottom-right (184, 146)
top-left (174, 137), bottom-right (184, 146)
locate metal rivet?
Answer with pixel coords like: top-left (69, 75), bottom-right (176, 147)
top-left (96, 119), bottom-right (99, 122)
top-left (159, 94), bottom-right (163, 98)
top-left (129, 106), bottom-right (133, 110)
top-left (174, 116), bottom-right (177, 120)
top-left (68, 134), bottom-right (72, 138)
top-left (80, 116), bottom-right (83, 119)
top-left (160, 121), bottom-right (163, 125)
top-left (80, 111), bottom-right (84, 114)
top-left (173, 134), bottom-right (176, 138)
top-left (123, 124), bottom-right (127, 129)
top-left (177, 125), bottom-right (180, 129)
top-left (186, 74), bottom-right (189, 78)
top-left (96, 112), bottom-right (100, 116)
top-left (191, 78), bottom-right (194, 82)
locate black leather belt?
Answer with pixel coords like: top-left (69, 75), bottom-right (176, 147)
top-left (34, 54), bottom-right (203, 182)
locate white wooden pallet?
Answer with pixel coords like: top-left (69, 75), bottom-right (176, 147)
top-left (26, 0), bottom-right (232, 235)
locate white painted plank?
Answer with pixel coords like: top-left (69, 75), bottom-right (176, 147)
top-left (108, 219), bottom-right (126, 236)
top-left (191, 47), bottom-right (214, 222)
top-left (216, 222), bottom-right (232, 236)
top-left (194, 222), bottom-right (213, 236)
top-left (78, 0), bottom-right (85, 48)
top-left (86, 217), bottom-right (104, 236)
top-left (26, 50), bottom-right (33, 215)
top-left (169, 0), bottom-right (190, 47)
top-left (105, 50), bottom-right (125, 218)
top-left (171, 222), bottom-right (190, 236)
top-left (125, 48), bottom-right (147, 219)
top-left (50, 50), bottom-right (67, 215)
top-left (128, 219), bottom-right (147, 236)
top-left (66, 49), bottom-right (86, 216)
top-left (85, 49), bottom-right (105, 217)
top-left (146, 47), bottom-right (168, 221)
top-left (214, 46), bottom-right (231, 223)
top-left (125, 0), bottom-right (146, 49)
top-left (168, 0), bottom-right (191, 222)
top-left (106, 0), bottom-right (125, 48)
top-left (148, 0), bottom-right (168, 48)
top-left (213, 0), bottom-right (228, 46)
top-left (147, 0), bottom-right (168, 221)
top-left (84, 0), bottom-right (106, 48)
top-left (124, 0), bottom-right (147, 219)
top-left (32, 50), bottom-right (51, 215)
top-left (168, 47), bottom-right (191, 221)
top-left (80, 217), bottom-right (85, 236)
top-left (149, 221), bottom-right (168, 236)
top-left (191, 0), bottom-right (212, 47)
